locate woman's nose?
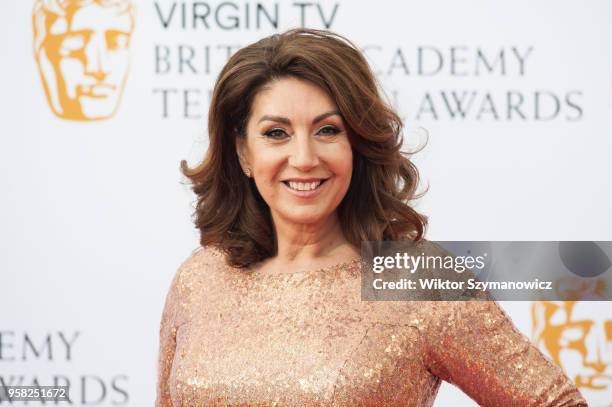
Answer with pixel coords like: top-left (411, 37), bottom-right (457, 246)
top-left (288, 134), bottom-right (320, 171)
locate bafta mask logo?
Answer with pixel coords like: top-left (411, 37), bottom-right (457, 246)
top-left (33, 0), bottom-right (135, 121)
top-left (532, 301), bottom-right (612, 405)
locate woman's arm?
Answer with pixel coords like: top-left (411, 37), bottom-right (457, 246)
top-left (155, 259), bottom-right (190, 407)
top-left (422, 300), bottom-right (588, 406)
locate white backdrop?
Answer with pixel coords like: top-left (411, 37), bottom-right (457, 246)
top-left (1, 0), bottom-right (611, 405)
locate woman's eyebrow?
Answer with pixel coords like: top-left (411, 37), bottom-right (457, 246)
top-left (257, 110), bottom-right (341, 125)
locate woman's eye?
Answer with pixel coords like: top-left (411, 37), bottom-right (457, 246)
top-left (263, 128), bottom-right (288, 139)
top-left (263, 126), bottom-right (340, 139)
top-left (318, 125), bottom-right (340, 136)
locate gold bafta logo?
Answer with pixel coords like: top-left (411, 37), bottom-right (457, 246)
top-left (33, 0), bottom-right (135, 121)
top-left (532, 300), bottom-right (612, 404)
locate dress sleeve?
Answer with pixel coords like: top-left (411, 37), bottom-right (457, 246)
top-left (155, 256), bottom-right (191, 407)
top-left (421, 300), bottom-right (588, 406)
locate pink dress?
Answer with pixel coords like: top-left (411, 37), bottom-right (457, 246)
top-left (156, 246), bottom-right (587, 406)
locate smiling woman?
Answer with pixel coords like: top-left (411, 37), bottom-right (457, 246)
top-left (236, 77), bottom-right (354, 246)
top-left (156, 28), bottom-right (587, 406)
top-left (179, 27), bottom-right (427, 270)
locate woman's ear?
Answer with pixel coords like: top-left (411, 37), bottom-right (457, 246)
top-left (235, 136), bottom-right (251, 176)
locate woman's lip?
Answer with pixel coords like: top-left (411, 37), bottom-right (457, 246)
top-left (281, 178), bottom-right (331, 198)
top-left (282, 177), bottom-right (329, 182)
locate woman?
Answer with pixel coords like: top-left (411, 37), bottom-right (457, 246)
top-left (156, 28), bottom-right (587, 406)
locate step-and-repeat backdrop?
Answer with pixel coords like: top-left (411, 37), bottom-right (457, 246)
top-left (2, 0), bottom-right (611, 405)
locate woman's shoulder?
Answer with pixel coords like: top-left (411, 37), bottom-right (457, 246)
top-left (170, 245), bottom-right (230, 290)
top-left (399, 237), bottom-right (450, 256)
top-left (180, 245), bottom-right (228, 269)
top-left (378, 237), bottom-right (497, 325)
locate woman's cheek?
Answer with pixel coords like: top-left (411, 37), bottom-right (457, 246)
top-left (255, 161), bottom-right (285, 197)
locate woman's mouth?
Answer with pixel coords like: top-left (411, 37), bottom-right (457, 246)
top-left (281, 178), bottom-right (330, 197)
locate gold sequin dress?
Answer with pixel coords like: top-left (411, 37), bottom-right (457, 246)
top-left (156, 246), bottom-right (587, 406)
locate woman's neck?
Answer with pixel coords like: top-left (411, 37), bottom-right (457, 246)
top-left (271, 212), bottom-right (358, 263)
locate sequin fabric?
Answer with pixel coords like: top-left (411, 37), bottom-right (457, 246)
top-left (156, 246), bottom-right (587, 406)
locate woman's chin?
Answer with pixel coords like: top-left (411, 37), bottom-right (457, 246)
top-left (276, 208), bottom-right (333, 226)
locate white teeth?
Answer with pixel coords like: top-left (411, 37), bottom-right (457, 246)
top-left (287, 180), bottom-right (322, 191)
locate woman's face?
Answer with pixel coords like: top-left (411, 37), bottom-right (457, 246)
top-left (238, 77), bottom-right (353, 226)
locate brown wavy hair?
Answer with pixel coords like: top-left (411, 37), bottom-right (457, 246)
top-left (180, 28), bottom-right (427, 268)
